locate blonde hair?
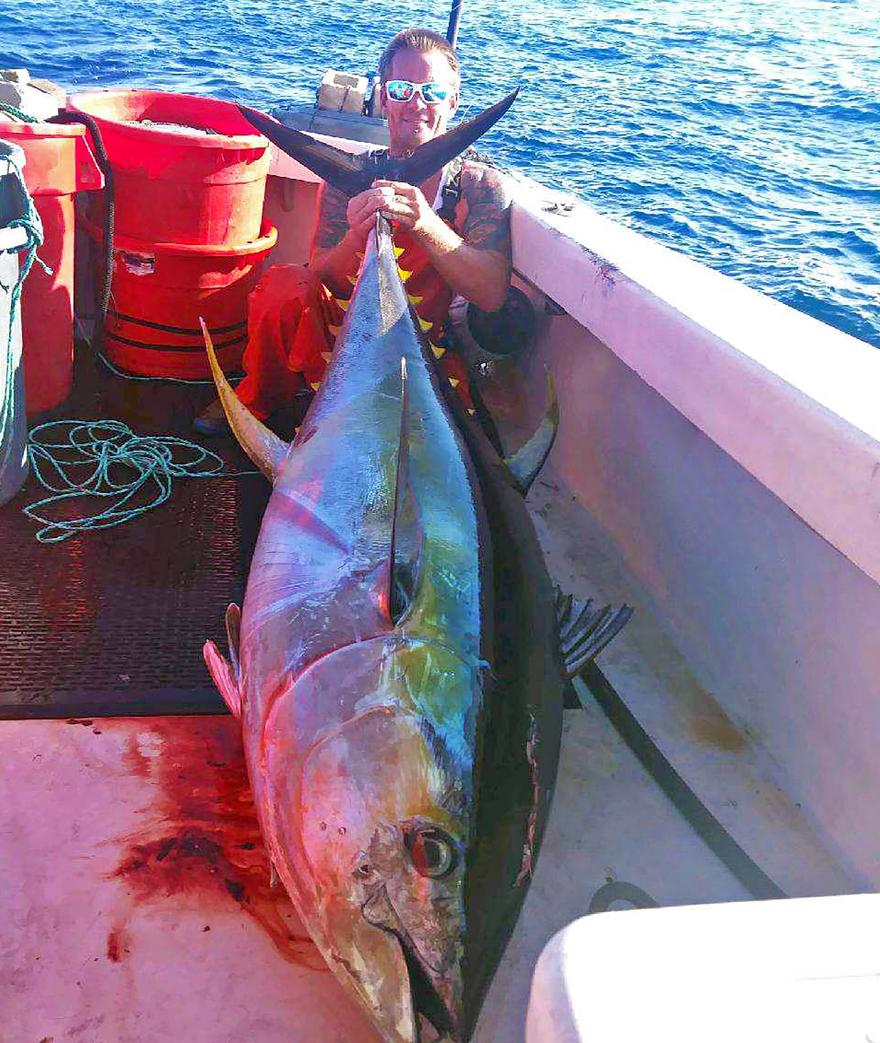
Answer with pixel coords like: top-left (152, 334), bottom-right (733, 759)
top-left (378, 28), bottom-right (460, 90)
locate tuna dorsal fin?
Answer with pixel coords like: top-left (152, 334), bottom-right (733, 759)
top-left (505, 370), bottom-right (559, 494)
top-left (387, 358), bottom-right (422, 624)
top-left (239, 89), bottom-right (518, 198)
top-left (199, 318), bottom-right (288, 482)
top-left (556, 588), bottom-right (633, 681)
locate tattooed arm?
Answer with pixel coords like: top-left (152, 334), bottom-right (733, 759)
top-left (309, 183), bottom-right (369, 298)
top-left (372, 161), bottom-right (511, 312)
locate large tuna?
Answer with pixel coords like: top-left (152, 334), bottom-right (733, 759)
top-left (201, 99), bottom-right (629, 1042)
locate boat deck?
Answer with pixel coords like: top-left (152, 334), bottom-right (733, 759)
top-left (0, 347), bottom-right (277, 719)
top-left (0, 691), bottom-right (750, 1043)
top-left (0, 346), bottom-right (858, 1041)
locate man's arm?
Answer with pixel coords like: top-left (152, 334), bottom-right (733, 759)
top-left (374, 164), bottom-right (511, 312)
top-left (309, 184), bottom-right (370, 299)
top-left (311, 164), bottom-right (512, 312)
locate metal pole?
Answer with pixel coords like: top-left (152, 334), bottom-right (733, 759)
top-left (446, 0), bottom-right (463, 49)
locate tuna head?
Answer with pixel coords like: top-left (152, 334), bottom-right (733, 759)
top-left (258, 637), bottom-right (477, 1043)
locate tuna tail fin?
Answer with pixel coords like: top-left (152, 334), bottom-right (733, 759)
top-left (385, 89), bottom-right (519, 187)
top-left (556, 589), bottom-right (633, 681)
top-left (238, 89), bottom-right (519, 197)
top-left (199, 318), bottom-right (288, 482)
top-left (237, 106), bottom-right (375, 196)
top-left (504, 370), bottom-right (559, 494)
top-left (387, 357), bottom-right (423, 623)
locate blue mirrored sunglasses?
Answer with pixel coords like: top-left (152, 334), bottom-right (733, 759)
top-left (385, 79), bottom-right (452, 104)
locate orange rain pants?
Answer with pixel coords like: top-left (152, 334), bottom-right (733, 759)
top-left (234, 265), bottom-right (473, 421)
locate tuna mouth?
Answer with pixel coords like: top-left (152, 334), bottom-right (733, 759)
top-left (401, 939), bottom-right (456, 1041)
top-left (362, 886), bottom-right (459, 1041)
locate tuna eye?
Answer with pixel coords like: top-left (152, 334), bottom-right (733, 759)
top-left (405, 828), bottom-right (457, 879)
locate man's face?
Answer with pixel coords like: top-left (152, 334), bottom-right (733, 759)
top-left (383, 47), bottom-right (459, 156)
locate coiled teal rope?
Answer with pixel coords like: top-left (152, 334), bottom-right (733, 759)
top-left (25, 419), bottom-right (254, 543)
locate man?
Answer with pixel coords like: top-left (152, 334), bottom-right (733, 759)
top-left (195, 27), bottom-right (512, 434)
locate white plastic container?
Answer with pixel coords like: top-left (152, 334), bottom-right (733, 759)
top-left (526, 894), bottom-right (880, 1043)
top-left (0, 138), bottom-right (31, 505)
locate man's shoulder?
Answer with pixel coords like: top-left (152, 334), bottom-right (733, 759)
top-left (458, 157), bottom-right (512, 211)
top-left (456, 156), bottom-right (512, 256)
top-left (460, 156), bottom-right (506, 187)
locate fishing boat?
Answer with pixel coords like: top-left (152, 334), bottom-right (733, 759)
top-left (2, 12), bottom-right (879, 1040)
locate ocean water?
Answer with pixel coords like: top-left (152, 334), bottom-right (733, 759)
top-left (3, 0), bottom-right (878, 347)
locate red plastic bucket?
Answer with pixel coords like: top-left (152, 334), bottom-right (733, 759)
top-left (68, 90), bottom-right (270, 246)
top-left (0, 120), bottom-right (102, 413)
top-left (81, 214), bottom-right (276, 379)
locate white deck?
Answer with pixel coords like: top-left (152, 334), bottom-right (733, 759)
top-left (1, 456), bottom-right (856, 1040)
top-left (0, 690), bottom-right (748, 1043)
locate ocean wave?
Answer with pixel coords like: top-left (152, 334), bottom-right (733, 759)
top-left (2, 0), bottom-right (878, 348)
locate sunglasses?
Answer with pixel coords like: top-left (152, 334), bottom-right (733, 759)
top-left (385, 79), bottom-right (452, 104)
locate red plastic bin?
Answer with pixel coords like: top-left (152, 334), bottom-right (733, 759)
top-left (80, 214), bottom-right (277, 379)
top-left (0, 119), bottom-right (102, 413)
top-left (67, 90), bottom-right (270, 246)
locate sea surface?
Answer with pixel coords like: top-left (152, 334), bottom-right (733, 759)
top-left (3, 0), bottom-right (879, 347)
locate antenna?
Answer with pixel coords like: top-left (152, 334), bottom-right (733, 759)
top-left (447, 0), bottom-right (464, 48)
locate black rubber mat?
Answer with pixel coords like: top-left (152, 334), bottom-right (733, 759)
top-left (0, 345), bottom-right (287, 719)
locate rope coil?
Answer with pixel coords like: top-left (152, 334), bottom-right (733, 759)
top-left (25, 419), bottom-right (249, 542)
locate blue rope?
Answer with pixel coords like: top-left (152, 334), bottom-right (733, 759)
top-left (24, 419), bottom-right (256, 543)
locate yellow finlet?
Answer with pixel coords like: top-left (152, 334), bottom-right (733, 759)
top-left (431, 344), bottom-right (446, 359)
top-left (418, 317), bottom-right (433, 332)
top-left (449, 377), bottom-right (460, 388)
top-left (336, 298), bottom-right (350, 312)
top-left (328, 324), bottom-right (341, 338)
top-left (467, 407), bottom-right (476, 416)
top-left (347, 274), bottom-right (357, 285)
top-left (309, 381), bottom-right (322, 391)
top-left (397, 268), bottom-right (413, 283)
top-left (393, 245), bottom-right (405, 258)
top-left (407, 293), bottom-right (424, 306)
top-left (321, 351), bottom-right (332, 362)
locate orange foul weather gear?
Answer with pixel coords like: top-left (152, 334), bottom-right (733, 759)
top-left (236, 218), bottom-right (474, 421)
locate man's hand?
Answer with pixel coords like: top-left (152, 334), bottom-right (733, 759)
top-left (313, 163), bottom-right (511, 313)
top-left (347, 180), bottom-right (440, 238)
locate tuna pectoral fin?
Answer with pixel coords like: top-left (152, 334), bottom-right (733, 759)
top-left (504, 370), bottom-right (559, 494)
top-left (556, 588), bottom-right (634, 680)
top-left (204, 640), bottom-right (241, 717)
top-left (563, 680), bottom-right (582, 709)
top-left (199, 318), bottom-right (288, 483)
top-left (204, 602), bottom-right (243, 717)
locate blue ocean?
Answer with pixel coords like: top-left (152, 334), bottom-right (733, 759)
top-left (3, 0), bottom-right (878, 347)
